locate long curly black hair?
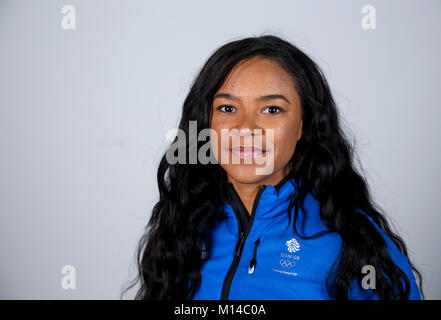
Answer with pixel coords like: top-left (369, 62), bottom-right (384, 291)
top-left (122, 34), bottom-right (423, 300)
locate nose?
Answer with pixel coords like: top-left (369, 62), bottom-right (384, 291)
top-left (233, 111), bottom-right (264, 149)
top-left (236, 111), bottom-right (262, 137)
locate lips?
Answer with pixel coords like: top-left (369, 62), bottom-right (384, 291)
top-left (231, 146), bottom-right (264, 160)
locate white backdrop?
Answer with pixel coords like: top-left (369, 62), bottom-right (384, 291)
top-left (0, 0), bottom-right (440, 299)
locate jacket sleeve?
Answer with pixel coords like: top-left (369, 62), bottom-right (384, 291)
top-left (348, 210), bottom-right (422, 300)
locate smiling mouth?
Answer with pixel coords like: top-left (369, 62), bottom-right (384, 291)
top-left (230, 146), bottom-right (266, 159)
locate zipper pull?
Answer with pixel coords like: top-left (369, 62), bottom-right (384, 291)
top-left (248, 237), bottom-right (261, 274)
top-left (235, 232), bottom-right (245, 257)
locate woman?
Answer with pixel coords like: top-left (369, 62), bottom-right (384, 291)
top-left (126, 35), bottom-right (423, 300)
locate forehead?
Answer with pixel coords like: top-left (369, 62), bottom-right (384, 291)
top-left (216, 57), bottom-right (298, 98)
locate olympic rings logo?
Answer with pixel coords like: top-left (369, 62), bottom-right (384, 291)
top-left (279, 259), bottom-right (295, 268)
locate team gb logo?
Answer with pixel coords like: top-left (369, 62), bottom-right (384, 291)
top-left (286, 238), bottom-right (300, 253)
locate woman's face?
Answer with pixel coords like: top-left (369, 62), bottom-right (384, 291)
top-left (210, 57), bottom-right (303, 186)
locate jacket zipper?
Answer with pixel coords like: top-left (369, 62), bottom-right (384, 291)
top-left (220, 184), bottom-right (266, 300)
top-left (248, 237), bottom-right (261, 274)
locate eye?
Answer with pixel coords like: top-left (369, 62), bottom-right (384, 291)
top-left (262, 106), bottom-right (282, 114)
top-left (217, 105), bottom-right (237, 113)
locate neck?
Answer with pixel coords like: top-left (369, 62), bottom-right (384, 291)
top-left (228, 167), bottom-right (290, 215)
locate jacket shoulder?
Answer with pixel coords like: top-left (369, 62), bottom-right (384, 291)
top-left (349, 209), bottom-right (421, 300)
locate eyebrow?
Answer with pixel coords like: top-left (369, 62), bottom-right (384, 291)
top-left (213, 93), bottom-right (290, 104)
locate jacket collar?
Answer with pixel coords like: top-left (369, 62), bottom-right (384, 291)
top-left (221, 175), bottom-right (301, 221)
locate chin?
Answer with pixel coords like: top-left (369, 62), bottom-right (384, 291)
top-left (222, 165), bottom-right (270, 185)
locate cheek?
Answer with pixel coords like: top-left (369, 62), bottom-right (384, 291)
top-left (272, 123), bottom-right (299, 163)
top-left (209, 124), bottom-right (229, 164)
top-left (209, 128), bottom-right (221, 155)
top-left (210, 117), bottom-right (233, 150)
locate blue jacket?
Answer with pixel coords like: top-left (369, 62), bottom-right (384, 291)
top-left (192, 177), bottom-right (421, 300)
